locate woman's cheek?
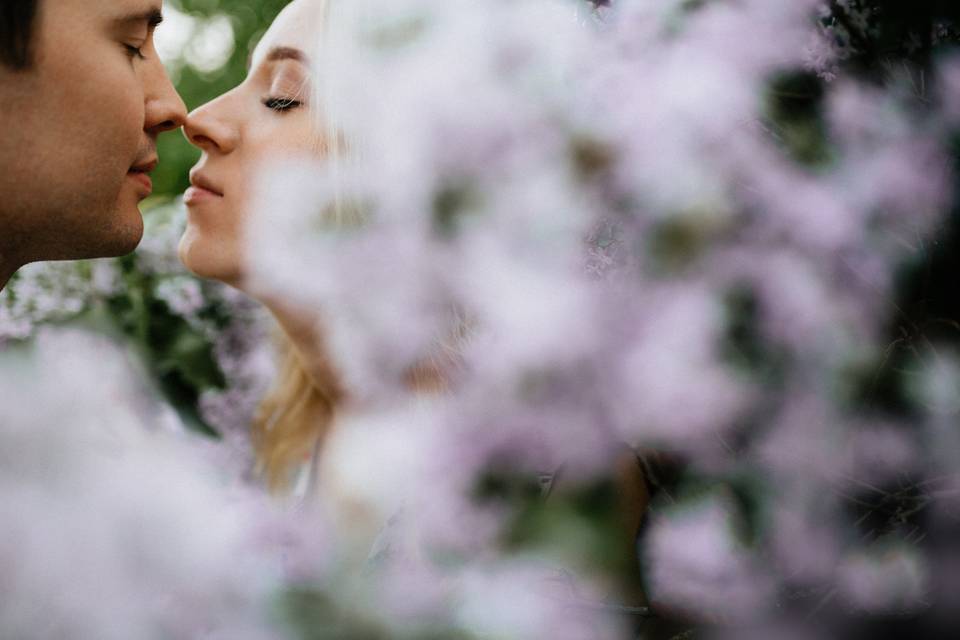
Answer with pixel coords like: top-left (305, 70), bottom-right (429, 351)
top-left (276, 118), bottom-right (324, 155)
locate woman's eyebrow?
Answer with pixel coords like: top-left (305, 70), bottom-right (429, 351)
top-left (267, 47), bottom-right (309, 64)
top-left (249, 46), bottom-right (311, 70)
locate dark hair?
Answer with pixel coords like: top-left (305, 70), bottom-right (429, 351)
top-left (0, 0), bottom-right (39, 69)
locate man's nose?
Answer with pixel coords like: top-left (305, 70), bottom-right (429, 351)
top-left (144, 57), bottom-right (187, 135)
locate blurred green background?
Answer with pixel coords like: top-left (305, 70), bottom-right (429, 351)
top-left (152, 0), bottom-right (292, 199)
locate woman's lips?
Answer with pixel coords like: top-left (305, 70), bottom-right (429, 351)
top-left (184, 185), bottom-right (223, 205)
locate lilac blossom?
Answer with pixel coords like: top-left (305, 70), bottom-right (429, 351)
top-left (0, 260), bottom-right (115, 344)
top-left (0, 329), bottom-right (286, 639)
top-left (240, 0), bottom-right (954, 634)
top-left (2, 0), bottom-right (959, 637)
top-left (644, 496), bottom-right (776, 622)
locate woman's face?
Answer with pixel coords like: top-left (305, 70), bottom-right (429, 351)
top-left (179, 0), bottom-right (325, 287)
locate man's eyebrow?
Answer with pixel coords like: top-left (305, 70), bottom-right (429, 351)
top-left (114, 8), bottom-right (164, 30)
top-left (248, 46), bottom-right (310, 70)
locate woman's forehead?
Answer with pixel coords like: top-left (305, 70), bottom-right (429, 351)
top-left (251, 0), bottom-right (323, 67)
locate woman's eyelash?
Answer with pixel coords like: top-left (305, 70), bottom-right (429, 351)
top-left (263, 97), bottom-right (303, 112)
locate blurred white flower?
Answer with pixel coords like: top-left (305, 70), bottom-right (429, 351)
top-left (645, 496), bottom-right (775, 621)
top-left (455, 559), bottom-right (625, 640)
top-left (838, 546), bottom-right (929, 614)
top-left (0, 329), bottom-right (282, 639)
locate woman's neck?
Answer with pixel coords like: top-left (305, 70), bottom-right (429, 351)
top-left (260, 295), bottom-right (458, 403)
top-left (261, 297), bottom-right (347, 404)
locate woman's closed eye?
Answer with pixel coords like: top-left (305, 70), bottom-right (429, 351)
top-left (263, 96), bottom-right (303, 113)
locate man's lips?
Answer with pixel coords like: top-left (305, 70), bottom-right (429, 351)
top-left (127, 158), bottom-right (157, 198)
top-left (127, 172), bottom-right (153, 195)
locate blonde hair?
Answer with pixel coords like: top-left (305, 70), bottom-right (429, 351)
top-left (253, 319), bottom-right (466, 491)
top-left (251, 0), bottom-right (466, 491)
top-left (252, 337), bottom-right (327, 490)
top-left (252, 0), bottom-right (342, 492)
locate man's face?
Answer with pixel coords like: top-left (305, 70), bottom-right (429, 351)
top-left (0, 0), bottom-right (186, 265)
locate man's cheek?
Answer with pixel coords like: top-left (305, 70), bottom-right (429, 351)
top-left (105, 85), bottom-right (147, 161)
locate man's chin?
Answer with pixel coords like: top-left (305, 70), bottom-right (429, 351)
top-left (77, 210), bottom-right (144, 260)
top-left (112, 227), bottom-right (145, 257)
top-left (101, 208), bottom-right (145, 257)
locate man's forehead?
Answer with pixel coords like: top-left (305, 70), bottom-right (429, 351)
top-left (41, 0), bottom-right (163, 36)
top-left (115, 0), bottom-right (164, 22)
top-left (79, 0), bottom-right (163, 22)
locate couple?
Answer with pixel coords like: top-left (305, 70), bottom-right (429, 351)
top-left (0, 0), bottom-right (349, 490)
top-left (1, 0), bottom-right (648, 552)
top-left (2, 0), bottom-right (657, 621)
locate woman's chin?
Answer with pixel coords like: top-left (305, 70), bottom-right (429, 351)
top-left (177, 232), bottom-right (242, 286)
